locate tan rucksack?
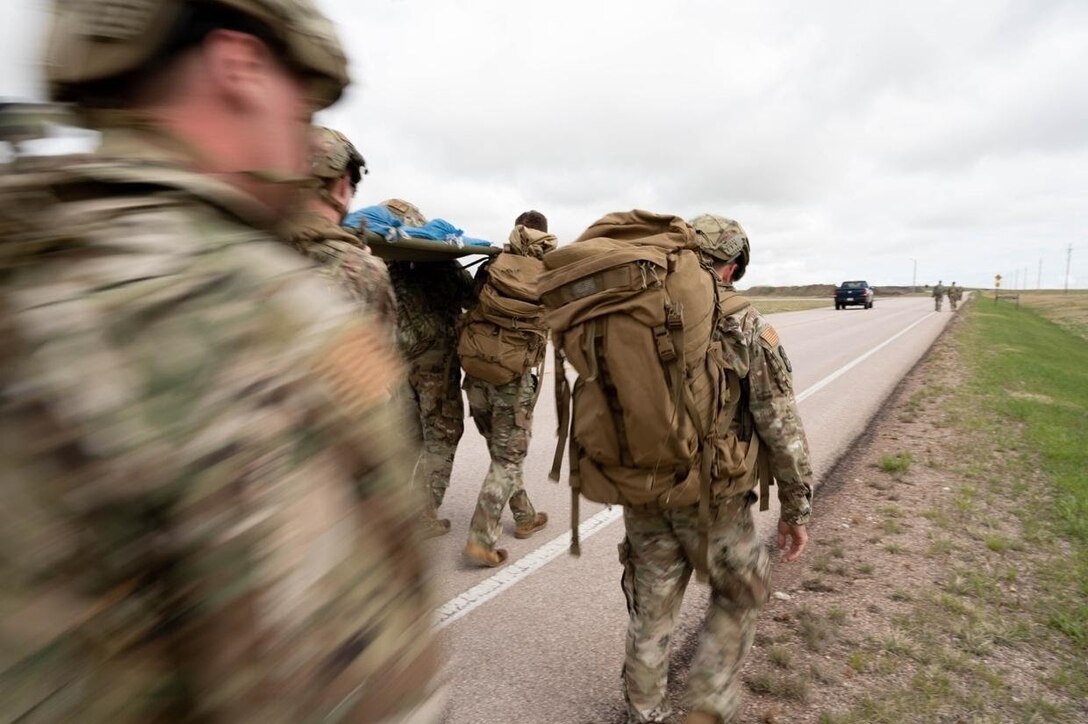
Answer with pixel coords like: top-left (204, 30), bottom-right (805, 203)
top-left (457, 252), bottom-right (549, 385)
top-left (540, 210), bottom-right (751, 573)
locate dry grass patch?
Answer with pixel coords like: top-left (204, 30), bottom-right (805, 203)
top-left (1016, 290), bottom-right (1088, 342)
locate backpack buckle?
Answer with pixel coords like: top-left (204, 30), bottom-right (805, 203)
top-left (653, 325), bottom-right (676, 362)
top-left (665, 304), bottom-right (684, 330)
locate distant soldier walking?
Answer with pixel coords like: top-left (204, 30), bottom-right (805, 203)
top-left (933, 280), bottom-right (946, 311)
top-left (948, 281), bottom-right (963, 311)
top-left (458, 210), bottom-right (553, 567)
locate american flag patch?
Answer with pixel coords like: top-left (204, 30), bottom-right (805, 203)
top-left (314, 323), bottom-right (401, 415)
top-left (759, 326), bottom-right (780, 347)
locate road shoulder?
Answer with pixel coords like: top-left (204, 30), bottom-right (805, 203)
top-left (737, 304), bottom-right (1087, 723)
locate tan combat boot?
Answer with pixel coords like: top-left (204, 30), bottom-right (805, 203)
top-left (463, 541), bottom-right (508, 568)
top-left (513, 512), bottom-right (548, 539)
top-left (417, 513), bottom-right (451, 540)
top-left (683, 712), bottom-right (722, 724)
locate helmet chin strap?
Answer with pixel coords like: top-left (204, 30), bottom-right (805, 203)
top-left (238, 169), bottom-right (321, 190)
top-left (315, 187), bottom-right (347, 218)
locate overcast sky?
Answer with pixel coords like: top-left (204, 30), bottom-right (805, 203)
top-left (3, 0), bottom-right (1086, 289)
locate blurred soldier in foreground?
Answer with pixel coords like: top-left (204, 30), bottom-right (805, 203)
top-left (283, 126), bottom-right (396, 332)
top-left (0, 2), bottom-right (442, 721)
top-left (933, 279), bottom-right (946, 311)
top-left (625, 216), bottom-right (813, 724)
top-left (457, 210), bottom-right (553, 567)
top-left (383, 198), bottom-right (475, 537)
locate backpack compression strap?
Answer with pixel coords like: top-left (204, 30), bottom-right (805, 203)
top-left (548, 342), bottom-right (585, 557)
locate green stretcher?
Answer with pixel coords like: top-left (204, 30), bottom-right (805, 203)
top-left (362, 229), bottom-right (499, 263)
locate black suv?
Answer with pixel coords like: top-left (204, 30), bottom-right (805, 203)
top-left (835, 280), bottom-right (874, 310)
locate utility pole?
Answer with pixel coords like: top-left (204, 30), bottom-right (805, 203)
top-left (1014, 268), bottom-right (1019, 290)
top-left (911, 258), bottom-right (917, 293)
top-left (1037, 258), bottom-right (1042, 289)
top-left (1066, 244), bottom-right (1073, 293)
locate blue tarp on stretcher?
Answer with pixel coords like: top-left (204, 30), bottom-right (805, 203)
top-left (343, 206), bottom-right (498, 263)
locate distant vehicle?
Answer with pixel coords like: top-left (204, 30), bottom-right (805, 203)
top-left (835, 280), bottom-right (874, 310)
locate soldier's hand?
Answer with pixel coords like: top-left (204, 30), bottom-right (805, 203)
top-left (777, 520), bottom-right (808, 563)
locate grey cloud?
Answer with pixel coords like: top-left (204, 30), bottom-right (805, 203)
top-left (2, 0), bottom-right (1086, 288)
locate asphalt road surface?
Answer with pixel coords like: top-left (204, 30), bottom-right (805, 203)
top-left (425, 295), bottom-right (959, 723)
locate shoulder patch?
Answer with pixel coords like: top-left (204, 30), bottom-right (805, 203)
top-left (759, 325), bottom-right (780, 347)
top-left (313, 322), bottom-right (402, 415)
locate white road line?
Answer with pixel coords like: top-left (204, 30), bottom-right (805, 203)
top-left (436, 309), bottom-right (936, 628)
top-left (436, 506), bottom-right (623, 629)
top-left (794, 311), bottom-right (935, 403)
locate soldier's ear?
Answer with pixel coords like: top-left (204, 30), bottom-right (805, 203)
top-left (723, 262), bottom-right (739, 284)
top-left (203, 29), bottom-right (281, 111)
top-left (331, 176), bottom-right (355, 216)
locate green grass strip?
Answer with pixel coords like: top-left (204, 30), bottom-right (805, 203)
top-left (963, 301), bottom-right (1088, 647)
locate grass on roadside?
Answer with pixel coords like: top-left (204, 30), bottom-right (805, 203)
top-left (878, 452), bottom-right (913, 476)
top-left (749, 298), bottom-right (831, 315)
top-left (979, 295), bottom-right (1088, 647)
top-left (815, 295), bottom-right (1088, 722)
top-left (1012, 290), bottom-right (1088, 342)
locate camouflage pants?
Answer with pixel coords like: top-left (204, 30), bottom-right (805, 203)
top-left (949, 297), bottom-right (958, 311)
top-left (934, 296), bottom-right (943, 311)
top-left (465, 373), bottom-right (539, 549)
top-left (405, 344), bottom-right (464, 509)
top-left (619, 492), bottom-right (770, 724)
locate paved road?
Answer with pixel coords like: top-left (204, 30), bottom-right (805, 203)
top-left (424, 295), bottom-right (958, 723)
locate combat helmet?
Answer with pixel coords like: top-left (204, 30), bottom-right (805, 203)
top-left (381, 198), bottom-right (428, 228)
top-left (44, 0), bottom-right (349, 110)
top-left (689, 213), bottom-right (750, 281)
top-left (309, 126), bottom-right (365, 216)
top-left (311, 126), bottom-right (366, 185)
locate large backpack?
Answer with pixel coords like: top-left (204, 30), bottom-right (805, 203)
top-left (457, 252), bottom-right (549, 385)
top-left (540, 210), bottom-right (751, 573)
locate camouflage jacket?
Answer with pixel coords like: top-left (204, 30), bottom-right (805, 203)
top-left (282, 210), bottom-right (397, 334)
top-left (387, 260), bottom-right (475, 359)
top-left (0, 130), bottom-right (441, 723)
top-left (716, 290), bottom-right (814, 525)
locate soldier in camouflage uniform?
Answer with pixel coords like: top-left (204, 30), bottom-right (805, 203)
top-left (618, 215), bottom-right (812, 724)
top-left (948, 281), bottom-right (962, 311)
top-left (462, 211), bottom-right (553, 568)
top-left (383, 199), bottom-right (476, 537)
top-left (282, 126), bottom-right (397, 332)
top-left (933, 280), bottom-right (946, 311)
top-left (0, 2), bottom-right (443, 721)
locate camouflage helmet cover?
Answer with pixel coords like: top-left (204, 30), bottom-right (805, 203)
top-left (381, 198), bottom-right (428, 228)
top-left (689, 213), bottom-right (750, 281)
top-left (310, 126), bottom-right (366, 185)
top-left (45, 0), bottom-right (349, 109)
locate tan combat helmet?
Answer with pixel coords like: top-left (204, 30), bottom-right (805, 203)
top-left (44, 0), bottom-right (350, 110)
top-left (381, 198), bottom-right (428, 228)
top-left (689, 213), bottom-right (751, 281)
top-left (309, 126), bottom-right (366, 215)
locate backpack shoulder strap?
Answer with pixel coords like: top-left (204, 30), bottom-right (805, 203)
top-left (718, 291), bottom-right (751, 317)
